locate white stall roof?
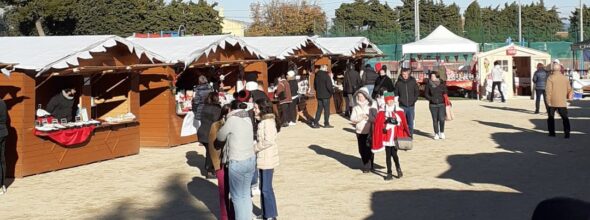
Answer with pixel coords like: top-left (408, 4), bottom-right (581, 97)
top-left (241, 36), bottom-right (328, 59)
top-left (402, 25), bottom-right (479, 55)
top-left (0, 35), bottom-right (166, 76)
top-left (315, 37), bottom-right (383, 56)
top-left (128, 35), bottom-right (267, 66)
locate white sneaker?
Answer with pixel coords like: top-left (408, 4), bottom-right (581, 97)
top-left (0, 185), bottom-right (5, 195)
top-left (439, 133), bottom-right (446, 139)
top-left (434, 134), bottom-right (440, 140)
top-left (251, 186), bottom-right (261, 197)
top-left (288, 122), bottom-right (296, 126)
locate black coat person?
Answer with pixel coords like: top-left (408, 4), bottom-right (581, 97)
top-left (343, 63), bottom-right (362, 116)
top-left (0, 99), bottom-right (7, 192)
top-left (312, 66), bottom-right (334, 128)
top-left (46, 89), bottom-right (77, 122)
top-left (373, 65), bottom-right (395, 99)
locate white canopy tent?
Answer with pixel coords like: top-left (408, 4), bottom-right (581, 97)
top-left (315, 37), bottom-right (383, 57)
top-left (402, 25), bottom-right (479, 55)
top-left (128, 35), bottom-right (268, 67)
top-left (0, 35), bottom-right (166, 77)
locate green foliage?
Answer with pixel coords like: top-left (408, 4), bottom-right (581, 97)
top-left (464, 1), bottom-right (482, 42)
top-left (568, 5), bottom-right (590, 42)
top-left (2, 0), bottom-right (221, 36)
top-left (331, 0), bottom-right (400, 44)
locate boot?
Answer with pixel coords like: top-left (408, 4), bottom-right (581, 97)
top-left (384, 173), bottom-right (393, 181)
top-left (397, 168), bottom-right (403, 178)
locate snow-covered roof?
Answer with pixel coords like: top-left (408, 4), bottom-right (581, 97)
top-left (0, 35), bottom-right (166, 77)
top-left (240, 36), bottom-right (329, 59)
top-left (127, 35), bottom-right (267, 66)
top-left (315, 37), bottom-right (383, 56)
top-left (402, 25), bottom-right (479, 55)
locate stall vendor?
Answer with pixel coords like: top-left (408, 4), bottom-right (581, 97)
top-left (46, 87), bottom-right (77, 122)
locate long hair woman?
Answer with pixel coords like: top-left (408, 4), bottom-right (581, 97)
top-left (198, 92), bottom-right (222, 179)
top-left (424, 71), bottom-right (448, 140)
top-left (254, 99), bottom-right (280, 220)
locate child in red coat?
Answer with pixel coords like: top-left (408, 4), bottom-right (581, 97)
top-left (372, 92), bottom-right (411, 180)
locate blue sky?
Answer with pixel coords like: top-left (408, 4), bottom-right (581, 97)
top-left (208, 0), bottom-right (579, 22)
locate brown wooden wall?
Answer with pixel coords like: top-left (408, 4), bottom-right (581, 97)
top-left (139, 67), bottom-right (196, 148)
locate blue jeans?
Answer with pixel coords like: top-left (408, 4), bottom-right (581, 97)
top-left (260, 169), bottom-right (278, 218)
top-left (228, 156), bottom-right (256, 220)
top-left (400, 106), bottom-right (415, 136)
top-left (365, 85), bottom-right (375, 97)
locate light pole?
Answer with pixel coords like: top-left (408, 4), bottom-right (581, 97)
top-left (518, 0), bottom-right (522, 45)
top-left (415, 0), bottom-right (420, 41)
top-left (581, 0), bottom-right (584, 42)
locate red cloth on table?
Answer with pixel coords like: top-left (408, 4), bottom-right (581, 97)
top-left (34, 126), bottom-right (96, 146)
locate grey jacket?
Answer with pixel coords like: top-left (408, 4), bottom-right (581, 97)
top-left (217, 109), bottom-right (255, 162)
top-left (533, 69), bottom-right (548, 90)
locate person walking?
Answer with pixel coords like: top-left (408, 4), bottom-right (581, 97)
top-left (362, 64), bottom-right (379, 95)
top-left (312, 65), bottom-right (334, 128)
top-left (343, 63), bottom-right (363, 117)
top-left (217, 100), bottom-right (256, 220)
top-left (275, 74), bottom-right (293, 128)
top-left (350, 87), bottom-right (377, 173)
top-left (0, 99), bottom-right (8, 195)
top-left (546, 63), bottom-right (573, 138)
top-left (253, 99), bottom-right (279, 220)
top-left (424, 71), bottom-right (448, 140)
top-left (489, 61), bottom-right (506, 102)
top-left (371, 92), bottom-right (410, 181)
top-left (287, 70), bottom-right (299, 126)
top-left (193, 75), bottom-right (213, 131)
top-left (394, 68), bottom-right (420, 136)
top-left (197, 92), bottom-right (222, 179)
top-left (533, 63), bottom-right (549, 114)
top-left (208, 104), bottom-right (233, 220)
top-left (372, 65), bottom-right (395, 99)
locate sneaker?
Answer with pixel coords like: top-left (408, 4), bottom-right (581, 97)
top-left (251, 186), bottom-right (261, 197)
top-left (384, 173), bottom-right (393, 181)
top-left (310, 123), bottom-right (320, 129)
top-left (439, 133), bottom-right (446, 139)
top-left (434, 134), bottom-right (440, 140)
top-left (288, 122), bottom-right (296, 126)
top-left (0, 185), bottom-right (5, 195)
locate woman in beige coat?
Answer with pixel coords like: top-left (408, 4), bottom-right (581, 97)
top-left (254, 99), bottom-right (279, 220)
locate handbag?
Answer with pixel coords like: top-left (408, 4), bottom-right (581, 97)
top-left (395, 137), bottom-right (413, 151)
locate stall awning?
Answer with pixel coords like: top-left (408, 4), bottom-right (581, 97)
top-left (402, 25), bottom-right (479, 55)
top-left (314, 37), bottom-right (383, 57)
top-left (241, 36), bottom-right (329, 59)
top-left (0, 35), bottom-right (166, 77)
top-left (128, 35), bottom-right (268, 67)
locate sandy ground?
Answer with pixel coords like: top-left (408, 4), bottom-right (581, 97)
top-left (1, 98), bottom-right (589, 220)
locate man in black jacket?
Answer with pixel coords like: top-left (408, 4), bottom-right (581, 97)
top-left (312, 65), bottom-right (334, 128)
top-left (46, 87), bottom-right (77, 122)
top-left (362, 64), bottom-right (379, 95)
top-left (0, 99), bottom-right (8, 194)
top-left (342, 63), bottom-right (362, 117)
top-left (394, 68), bottom-right (420, 136)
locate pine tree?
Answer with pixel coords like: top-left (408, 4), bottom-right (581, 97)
top-left (464, 1), bottom-right (482, 41)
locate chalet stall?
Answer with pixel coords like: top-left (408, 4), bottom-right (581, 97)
top-left (315, 37), bottom-right (384, 113)
top-left (241, 36), bottom-right (332, 120)
top-left (0, 36), bottom-right (166, 177)
top-left (128, 35), bottom-right (267, 147)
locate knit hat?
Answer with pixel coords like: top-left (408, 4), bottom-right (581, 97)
top-left (287, 70), bottom-right (295, 78)
top-left (383, 92), bottom-right (395, 102)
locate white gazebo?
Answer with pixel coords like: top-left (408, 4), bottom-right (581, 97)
top-left (402, 25), bottom-right (479, 55)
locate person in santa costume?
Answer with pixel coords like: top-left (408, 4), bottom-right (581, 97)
top-left (372, 92), bottom-right (411, 181)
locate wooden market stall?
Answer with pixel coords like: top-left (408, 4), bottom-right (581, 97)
top-left (315, 37), bottom-right (384, 113)
top-left (477, 44), bottom-right (551, 99)
top-left (128, 35), bottom-right (268, 147)
top-left (0, 36), bottom-right (167, 177)
top-left (241, 36), bottom-right (333, 120)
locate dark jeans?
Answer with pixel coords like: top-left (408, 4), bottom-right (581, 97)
top-left (385, 146), bottom-right (401, 174)
top-left (288, 98), bottom-right (298, 123)
top-left (0, 136), bottom-right (5, 187)
top-left (400, 106), bottom-right (415, 136)
top-left (260, 169), bottom-right (278, 218)
top-left (429, 104), bottom-right (446, 134)
top-left (314, 98), bottom-right (331, 126)
top-left (200, 142), bottom-right (214, 174)
top-left (344, 94), bottom-right (353, 116)
top-left (280, 103), bottom-right (290, 125)
top-left (490, 81), bottom-right (505, 102)
top-left (356, 134), bottom-right (374, 170)
top-left (547, 107), bottom-right (570, 136)
top-left (535, 89), bottom-right (548, 113)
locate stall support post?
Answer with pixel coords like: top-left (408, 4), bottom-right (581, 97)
top-left (129, 72), bottom-right (140, 118)
top-left (81, 77), bottom-right (92, 117)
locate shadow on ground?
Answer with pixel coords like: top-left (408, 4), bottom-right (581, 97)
top-left (367, 100), bottom-right (590, 220)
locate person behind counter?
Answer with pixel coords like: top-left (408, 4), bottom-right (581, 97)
top-left (46, 86), bottom-right (77, 122)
